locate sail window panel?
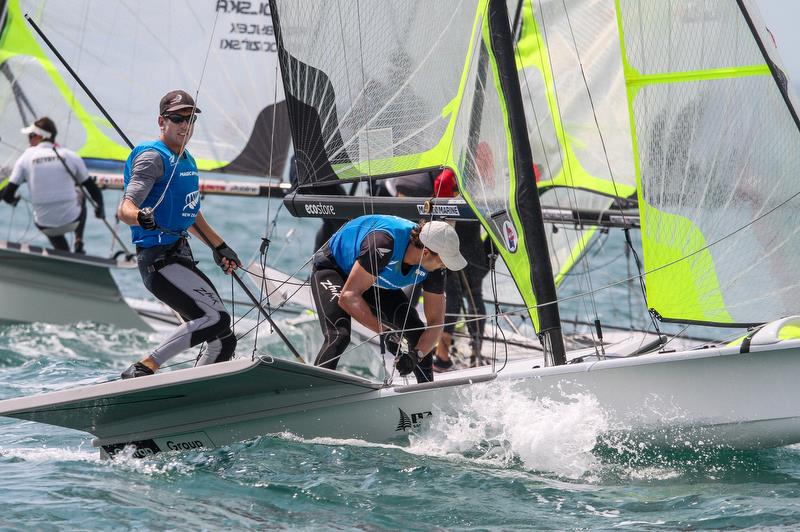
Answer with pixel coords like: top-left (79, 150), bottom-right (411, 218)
top-left (525, 0), bottom-right (634, 194)
top-left (539, 187), bottom-right (611, 286)
top-left (619, 0), bottom-right (764, 76)
top-left (452, 46), bottom-right (512, 247)
top-left (633, 76), bottom-right (800, 325)
top-left (275, 1), bottom-right (479, 179)
top-left (519, 62), bottom-right (563, 183)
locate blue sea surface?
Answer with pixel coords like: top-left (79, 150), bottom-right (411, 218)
top-left (2, 193), bottom-right (800, 530)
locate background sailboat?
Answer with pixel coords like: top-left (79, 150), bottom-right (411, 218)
top-left (0, 0), bottom-right (293, 328)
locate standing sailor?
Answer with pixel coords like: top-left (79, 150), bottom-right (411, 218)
top-left (1, 117), bottom-right (105, 253)
top-left (117, 90), bottom-right (241, 379)
top-left (311, 214), bottom-right (466, 383)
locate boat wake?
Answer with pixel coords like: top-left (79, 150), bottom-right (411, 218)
top-left (409, 380), bottom-right (609, 479)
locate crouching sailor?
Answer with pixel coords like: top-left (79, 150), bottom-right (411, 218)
top-left (117, 90), bottom-right (241, 379)
top-left (311, 214), bottom-right (467, 383)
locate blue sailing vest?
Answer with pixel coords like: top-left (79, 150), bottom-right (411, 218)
top-left (123, 140), bottom-right (200, 248)
top-left (329, 215), bottom-right (429, 289)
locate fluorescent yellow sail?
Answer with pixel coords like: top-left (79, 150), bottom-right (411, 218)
top-left (615, 0), bottom-right (800, 325)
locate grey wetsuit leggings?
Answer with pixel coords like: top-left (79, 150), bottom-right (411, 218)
top-left (137, 239), bottom-right (236, 366)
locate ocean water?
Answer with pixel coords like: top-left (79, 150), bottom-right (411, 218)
top-left (2, 192), bottom-right (800, 530)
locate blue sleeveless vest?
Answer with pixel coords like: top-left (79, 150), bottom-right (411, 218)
top-left (123, 140), bottom-right (200, 248)
top-left (329, 215), bottom-right (429, 289)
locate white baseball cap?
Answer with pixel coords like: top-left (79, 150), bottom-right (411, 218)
top-left (419, 221), bottom-right (468, 271)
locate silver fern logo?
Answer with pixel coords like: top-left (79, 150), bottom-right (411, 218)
top-left (396, 408), bottom-right (413, 432)
top-left (184, 190), bottom-right (200, 211)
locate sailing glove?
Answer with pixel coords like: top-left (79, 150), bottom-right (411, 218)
top-left (383, 331), bottom-right (404, 356)
top-left (94, 203), bottom-right (105, 219)
top-left (214, 242), bottom-right (242, 270)
top-left (137, 207), bottom-right (157, 230)
top-left (395, 349), bottom-right (420, 376)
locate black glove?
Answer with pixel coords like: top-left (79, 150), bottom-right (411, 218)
top-left (395, 349), bottom-right (420, 376)
top-left (213, 242), bottom-right (242, 270)
top-left (1, 182), bottom-right (20, 207)
top-left (137, 207), bottom-right (157, 230)
top-left (94, 204), bottom-right (105, 219)
top-left (383, 331), bottom-right (403, 356)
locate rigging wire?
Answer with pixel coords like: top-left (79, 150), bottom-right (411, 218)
top-left (513, 1), bottom-right (601, 352)
top-left (150, 9), bottom-right (220, 213)
top-left (252, 62), bottom-right (283, 358)
top-left (559, 0), bottom-right (649, 351)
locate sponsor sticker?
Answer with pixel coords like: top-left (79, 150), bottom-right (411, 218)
top-left (416, 204), bottom-right (461, 217)
top-left (101, 431), bottom-right (214, 458)
top-left (304, 203), bottom-right (336, 216)
top-left (101, 438), bottom-right (160, 458)
top-left (155, 432), bottom-right (214, 453)
top-left (503, 220), bottom-right (518, 252)
top-left (395, 408), bottom-right (433, 432)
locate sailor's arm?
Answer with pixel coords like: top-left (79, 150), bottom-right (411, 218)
top-left (70, 153), bottom-right (104, 218)
top-left (189, 211), bottom-right (224, 248)
top-left (117, 197), bottom-right (140, 225)
top-left (118, 150), bottom-right (161, 225)
top-left (2, 157), bottom-right (26, 205)
top-left (190, 212), bottom-right (240, 274)
top-left (415, 290), bottom-right (445, 354)
top-left (339, 262), bottom-right (385, 334)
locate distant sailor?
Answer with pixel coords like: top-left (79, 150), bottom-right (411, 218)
top-left (1, 117), bottom-right (105, 253)
top-left (117, 90), bottom-right (241, 379)
top-left (311, 214), bottom-right (467, 383)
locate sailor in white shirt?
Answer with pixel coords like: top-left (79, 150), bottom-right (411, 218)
top-left (1, 117), bottom-right (105, 253)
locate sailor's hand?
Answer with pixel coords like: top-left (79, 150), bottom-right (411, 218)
top-left (383, 331), bottom-right (404, 356)
top-left (213, 242), bottom-right (241, 274)
top-left (10, 196), bottom-right (20, 207)
top-left (395, 349), bottom-right (420, 377)
top-left (137, 207), bottom-right (157, 230)
top-left (94, 204), bottom-right (105, 219)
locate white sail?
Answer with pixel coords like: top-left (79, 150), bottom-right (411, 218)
top-left (0, 0), bottom-right (290, 177)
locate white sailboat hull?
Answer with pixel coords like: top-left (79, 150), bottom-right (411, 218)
top-left (1, 333), bottom-right (799, 456)
top-left (0, 242), bottom-right (150, 330)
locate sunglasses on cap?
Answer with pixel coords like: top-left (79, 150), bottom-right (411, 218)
top-left (162, 113), bottom-right (197, 125)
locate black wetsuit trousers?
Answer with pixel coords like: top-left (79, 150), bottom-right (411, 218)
top-left (310, 265), bottom-right (434, 383)
top-left (137, 239), bottom-right (236, 366)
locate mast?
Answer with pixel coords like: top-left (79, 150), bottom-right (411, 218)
top-left (487, 0), bottom-right (565, 365)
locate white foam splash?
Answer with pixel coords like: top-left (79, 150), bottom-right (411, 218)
top-left (409, 380), bottom-right (609, 479)
top-left (108, 446), bottom-right (197, 476)
top-left (277, 432), bottom-right (406, 451)
top-left (0, 445), bottom-right (99, 463)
